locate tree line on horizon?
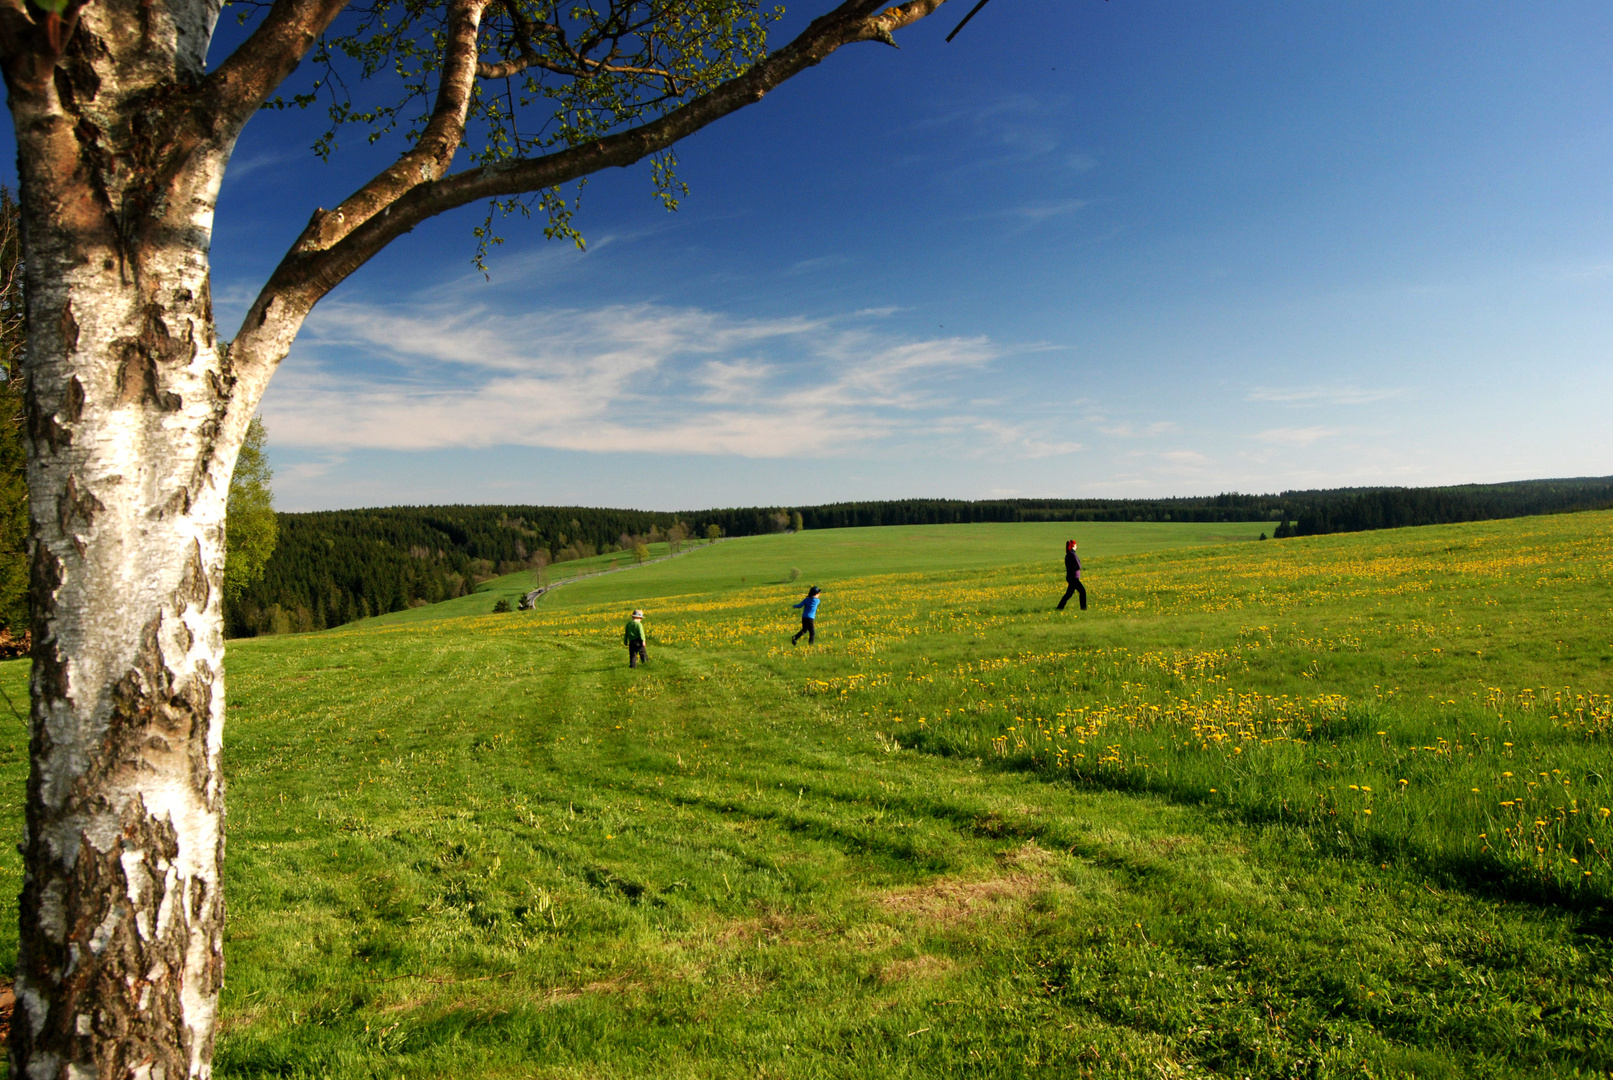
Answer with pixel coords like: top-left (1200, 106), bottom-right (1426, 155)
top-left (0, 192), bottom-right (1607, 641)
top-left (4, 176), bottom-right (1605, 643)
top-left (224, 478), bottom-right (1613, 636)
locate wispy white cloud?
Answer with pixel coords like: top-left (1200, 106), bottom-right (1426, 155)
top-left (1252, 426), bottom-right (1341, 447)
top-left (262, 299), bottom-right (1022, 459)
top-left (1544, 261), bottom-right (1613, 282)
top-left (998, 199), bottom-right (1089, 225)
top-left (909, 92), bottom-right (1097, 184)
top-left (1098, 420), bottom-right (1180, 438)
top-left (786, 254), bottom-right (854, 275)
top-left (273, 458), bottom-right (344, 484)
top-left (965, 418), bottom-right (1084, 458)
top-left (222, 149), bottom-right (304, 185)
top-left (1247, 385), bottom-right (1405, 406)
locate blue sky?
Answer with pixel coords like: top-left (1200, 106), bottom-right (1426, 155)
top-left (14, 1), bottom-right (1613, 510)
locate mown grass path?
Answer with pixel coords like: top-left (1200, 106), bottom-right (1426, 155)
top-left (0, 518), bottom-right (1608, 1077)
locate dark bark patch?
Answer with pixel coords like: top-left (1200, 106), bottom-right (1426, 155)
top-left (115, 340), bottom-right (160, 407)
top-left (113, 304), bottom-right (186, 411)
top-left (57, 474), bottom-right (103, 534)
top-left (12, 801), bottom-right (202, 1080)
top-left (199, 276), bottom-right (214, 341)
top-left (27, 547), bottom-right (63, 674)
top-left (51, 65), bottom-right (77, 114)
top-left (25, 403), bottom-right (72, 452)
top-left (176, 539), bottom-right (208, 610)
top-left (99, 610), bottom-right (216, 804)
top-left (63, 376), bottom-right (85, 422)
top-left (25, 381), bottom-right (74, 452)
top-left (58, 299), bottom-right (79, 353)
top-left (29, 638), bottom-right (68, 721)
top-left (55, 41), bottom-right (102, 107)
top-left (69, 113), bottom-right (120, 248)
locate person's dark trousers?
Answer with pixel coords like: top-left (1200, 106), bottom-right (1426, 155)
top-left (1058, 580), bottom-right (1087, 611)
top-left (628, 641), bottom-right (647, 667)
top-left (793, 617), bottom-right (816, 644)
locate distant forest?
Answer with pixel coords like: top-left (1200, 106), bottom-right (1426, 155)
top-left (227, 476), bottom-right (1613, 636)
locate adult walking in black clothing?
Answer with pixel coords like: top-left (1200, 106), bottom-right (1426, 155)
top-left (1058, 539), bottom-right (1087, 611)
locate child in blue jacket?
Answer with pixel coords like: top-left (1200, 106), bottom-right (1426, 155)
top-left (792, 586), bottom-right (822, 645)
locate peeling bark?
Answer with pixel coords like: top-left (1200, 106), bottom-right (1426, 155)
top-left (5, 0), bottom-right (238, 1074)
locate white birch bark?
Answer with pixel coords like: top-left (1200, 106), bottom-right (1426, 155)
top-left (6, 0), bottom-right (249, 1074)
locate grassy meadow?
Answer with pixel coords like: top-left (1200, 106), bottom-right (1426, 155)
top-left (1, 515), bottom-right (1611, 1077)
top-left (370, 520), bottom-right (1272, 626)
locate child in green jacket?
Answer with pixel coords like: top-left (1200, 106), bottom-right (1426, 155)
top-left (624, 610), bottom-right (648, 667)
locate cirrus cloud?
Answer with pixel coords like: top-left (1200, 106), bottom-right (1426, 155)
top-left (1252, 427), bottom-right (1343, 447)
top-left (261, 298), bottom-right (1039, 460)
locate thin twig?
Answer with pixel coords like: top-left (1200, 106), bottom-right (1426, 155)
top-left (945, 0), bottom-right (994, 42)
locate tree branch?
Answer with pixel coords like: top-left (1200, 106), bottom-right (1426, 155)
top-left (477, 51), bottom-right (677, 82)
top-left (222, 0), bottom-right (945, 444)
top-left (259, 0), bottom-right (946, 308)
top-left (478, 0), bottom-right (544, 78)
top-left (477, 0), bottom-right (678, 82)
top-left (287, 0), bottom-right (492, 259)
top-left (202, 0), bottom-right (353, 136)
top-left (221, 0), bottom-right (499, 435)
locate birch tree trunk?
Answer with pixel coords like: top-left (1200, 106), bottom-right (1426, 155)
top-left (5, 1), bottom-right (246, 1074)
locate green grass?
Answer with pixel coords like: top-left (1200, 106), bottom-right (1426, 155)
top-left (539, 520), bottom-right (1271, 611)
top-left (362, 538), bottom-right (708, 626)
top-left (0, 516), bottom-right (1609, 1078)
top-left (362, 521), bottom-right (1271, 626)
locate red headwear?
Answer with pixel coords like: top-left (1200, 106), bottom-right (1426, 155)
top-left (1066, 539), bottom-right (1076, 551)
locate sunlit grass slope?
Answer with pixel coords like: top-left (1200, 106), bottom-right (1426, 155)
top-left (370, 520), bottom-right (1271, 625)
top-left (362, 537), bottom-right (702, 627)
top-left (1, 514), bottom-right (1610, 1079)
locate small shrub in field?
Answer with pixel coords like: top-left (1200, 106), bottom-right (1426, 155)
top-left (790, 568), bottom-right (801, 582)
top-left (492, 598), bottom-right (511, 613)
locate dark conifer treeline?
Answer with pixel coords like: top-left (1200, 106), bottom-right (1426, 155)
top-left (227, 505), bottom-right (704, 635)
top-left (786, 493), bottom-right (1287, 529)
top-left (1276, 478), bottom-right (1613, 536)
top-left (228, 476), bottom-right (1613, 636)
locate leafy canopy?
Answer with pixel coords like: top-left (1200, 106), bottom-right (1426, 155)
top-left (262, 0), bottom-right (783, 263)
